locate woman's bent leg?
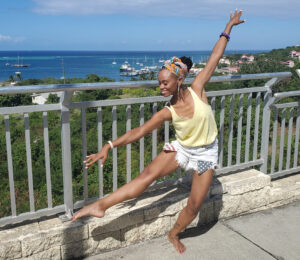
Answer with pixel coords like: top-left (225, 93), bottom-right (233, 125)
top-left (168, 169), bottom-right (213, 254)
top-left (73, 151), bottom-right (178, 220)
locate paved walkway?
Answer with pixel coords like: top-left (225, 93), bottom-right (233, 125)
top-left (85, 201), bottom-right (300, 260)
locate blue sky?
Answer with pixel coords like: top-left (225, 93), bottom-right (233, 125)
top-left (0, 0), bottom-right (300, 51)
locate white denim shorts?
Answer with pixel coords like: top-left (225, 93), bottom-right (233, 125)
top-left (163, 138), bottom-right (219, 175)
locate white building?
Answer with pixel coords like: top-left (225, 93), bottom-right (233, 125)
top-left (241, 54), bottom-right (254, 63)
top-left (280, 60), bottom-right (295, 68)
top-left (290, 50), bottom-right (300, 58)
top-left (31, 92), bottom-right (62, 105)
top-left (219, 58), bottom-right (231, 65)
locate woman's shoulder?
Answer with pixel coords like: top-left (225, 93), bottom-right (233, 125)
top-left (164, 101), bottom-right (172, 111)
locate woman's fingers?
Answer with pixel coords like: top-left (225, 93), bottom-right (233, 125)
top-left (101, 156), bottom-right (107, 167)
top-left (86, 157), bottom-right (98, 168)
top-left (84, 154), bottom-right (94, 162)
top-left (84, 154), bottom-right (97, 168)
top-left (84, 153), bottom-right (106, 169)
top-left (229, 9), bottom-right (245, 25)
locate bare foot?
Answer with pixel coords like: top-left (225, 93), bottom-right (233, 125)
top-left (72, 200), bottom-right (106, 221)
top-left (168, 232), bottom-right (186, 254)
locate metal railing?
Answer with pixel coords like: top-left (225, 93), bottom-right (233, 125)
top-left (0, 72), bottom-right (299, 227)
top-left (268, 91), bottom-right (300, 178)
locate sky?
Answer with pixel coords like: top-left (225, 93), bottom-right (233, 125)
top-left (0, 0), bottom-right (300, 51)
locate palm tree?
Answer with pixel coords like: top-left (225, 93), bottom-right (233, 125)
top-left (9, 75), bottom-right (15, 82)
top-left (15, 72), bottom-right (22, 82)
top-left (148, 71), bottom-right (156, 80)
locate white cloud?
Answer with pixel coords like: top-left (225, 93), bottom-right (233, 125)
top-left (0, 34), bottom-right (12, 41)
top-left (0, 34), bottom-right (25, 43)
top-left (32, 0), bottom-right (300, 18)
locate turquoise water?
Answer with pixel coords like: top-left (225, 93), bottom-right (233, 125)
top-left (0, 50), bottom-right (266, 81)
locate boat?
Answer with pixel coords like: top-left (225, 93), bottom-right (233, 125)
top-left (112, 58), bottom-right (117, 65)
top-left (120, 63), bottom-right (130, 72)
top-left (159, 58), bottom-right (164, 63)
top-left (147, 66), bottom-right (159, 72)
top-left (139, 67), bottom-right (150, 75)
top-left (120, 71), bottom-right (139, 77)
top-left (13, 56), bottom-right (30, 67)
top-left (120, 62), bottom-right (137, 72)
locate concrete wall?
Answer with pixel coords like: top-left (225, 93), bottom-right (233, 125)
top-left (1, 169), bottom-right (300, 260)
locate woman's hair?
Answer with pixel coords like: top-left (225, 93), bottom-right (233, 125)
top-left (179, 56), bottom-right (193, 72)
top-left (160, 56), bottom-right (193, 78)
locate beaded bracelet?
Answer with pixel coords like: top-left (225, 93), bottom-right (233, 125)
top-left (108, 140), bottom-right (114, 149)
top-left (220, 32), bottom-right (230, 41)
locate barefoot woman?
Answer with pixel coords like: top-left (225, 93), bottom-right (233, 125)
top-left (73, 10), bottom-right (245, 254)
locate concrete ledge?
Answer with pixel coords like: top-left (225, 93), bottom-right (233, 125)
top-left (1, 169), bottom-right (300, 260)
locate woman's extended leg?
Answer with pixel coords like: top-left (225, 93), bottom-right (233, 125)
top-left (72, 151), bottom-right (178, 220)
top-left (168, 169), bottom-right (214, 254)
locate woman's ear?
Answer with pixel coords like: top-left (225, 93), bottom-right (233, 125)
top-left (178, 77), bottom-right (184, 86)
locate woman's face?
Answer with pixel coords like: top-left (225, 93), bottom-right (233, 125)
top-left (158, 69), bottom-right (179, 97)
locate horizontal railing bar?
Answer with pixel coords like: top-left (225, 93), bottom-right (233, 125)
top-left (270, 167), bottom-right (300, 179)
top-left (273, 101), bottom-right (300, 109)
top-left (0, 87), bottom-right (272, 115)
top-left (0, 205), bottom-right (65, 227)
top-left (0, 72), bottom-right (291, 95)
top-left (70, 96), bottom-right (170, 109)
top-left (206, 86), bottom-right (268, 97)
top-left (215, 159), bottom-right (264, 175)
top-left (273, 90), bottom-right (300, 103)
top-left (69, 86), bottom-right (268, 109)
top-left (0, 104), bottom-right (61, 115)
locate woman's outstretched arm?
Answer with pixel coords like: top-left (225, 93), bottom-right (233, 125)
top-left (192, 9), bottom-right (245, 97)
top-left (84, 107), bottom-right (172, 169)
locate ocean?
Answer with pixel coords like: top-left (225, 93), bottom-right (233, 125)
top-left (0, 50), bottom-right (266, 82)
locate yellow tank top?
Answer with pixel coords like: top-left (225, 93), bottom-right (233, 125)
top-left (168, 87), bottom-right (218, 147)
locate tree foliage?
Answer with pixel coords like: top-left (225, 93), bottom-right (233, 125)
top-left (1, 45), bottom-right (299, 218)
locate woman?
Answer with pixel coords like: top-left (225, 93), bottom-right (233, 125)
top-left (73, 10), bottom-right (245, 254)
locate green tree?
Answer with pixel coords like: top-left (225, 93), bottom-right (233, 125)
top-left (9, 75), bottom-right (15, 82)
top-left (46, 93), bottom-right (60, 104)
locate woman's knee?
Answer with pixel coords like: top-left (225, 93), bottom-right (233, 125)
top-left (186, 198), bottom-right (202, 216)
top-left (138, 165), bottom-right (158, 183)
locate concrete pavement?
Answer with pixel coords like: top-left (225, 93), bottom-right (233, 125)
top-left (85, 201), bottom-right (300, 260)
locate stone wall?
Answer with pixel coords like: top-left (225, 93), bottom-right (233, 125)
top-left (1, 169), bottom-right (300, 260)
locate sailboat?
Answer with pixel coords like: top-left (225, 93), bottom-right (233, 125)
top-left (13, 56), bottom-right (30, 67)
top-left (112, 58), bottom-right (117, 65)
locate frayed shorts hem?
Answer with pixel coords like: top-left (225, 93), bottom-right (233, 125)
top-left (163, 138), bottom-right (219, 175)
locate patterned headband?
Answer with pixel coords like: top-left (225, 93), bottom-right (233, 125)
top-left (162, 57), bottom-right (188, 79)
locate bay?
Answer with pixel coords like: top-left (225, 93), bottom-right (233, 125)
top-left (0, 50), bottom-right (266, 82)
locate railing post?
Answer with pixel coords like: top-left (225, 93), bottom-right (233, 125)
top-left (59, 91), bottom-right (74, 221)
top-left (260, 78), bottom-right (278, 174)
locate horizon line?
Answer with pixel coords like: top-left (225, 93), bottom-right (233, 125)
top-left (0, 49), bottom-right (270, 52)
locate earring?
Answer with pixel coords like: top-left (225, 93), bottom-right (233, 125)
top-left (177, 83), bottom-right (180, 93)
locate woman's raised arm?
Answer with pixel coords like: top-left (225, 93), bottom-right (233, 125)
top-left (191, 9), bottom-right (245, 97)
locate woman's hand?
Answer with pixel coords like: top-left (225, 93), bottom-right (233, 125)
top-left (84, 144), bottom-right (110, 169)
top-left (229, 9), bottom-right (245, 27)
